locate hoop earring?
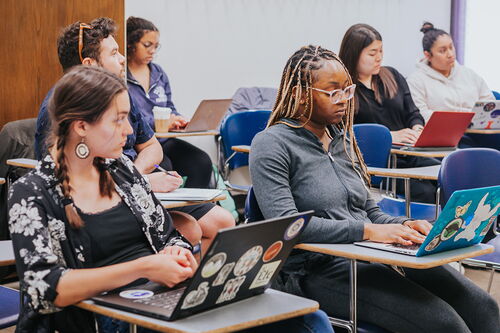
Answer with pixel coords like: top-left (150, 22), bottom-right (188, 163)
top-left (75, 138), bottom-right (90, 159)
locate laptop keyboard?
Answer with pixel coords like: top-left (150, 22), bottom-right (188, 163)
top-left (133, 287), bottom-right (186, 316)
top-left (392, 243), bottom-right (420, 251)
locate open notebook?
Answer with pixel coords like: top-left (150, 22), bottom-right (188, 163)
top-left (154, 188), bottom-right (224, 201)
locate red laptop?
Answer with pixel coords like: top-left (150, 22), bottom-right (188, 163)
top-left (393, 111), bottom-right (474, 151)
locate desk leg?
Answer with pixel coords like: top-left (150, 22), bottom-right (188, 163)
top-left (404, 178), bottom-right (411, 218)
top-left (350, 259), bottom-right (357, 333)
top-left (130, 323), bottom-right (137, 333)
top-left (391, 154), bottom-right (397, 196)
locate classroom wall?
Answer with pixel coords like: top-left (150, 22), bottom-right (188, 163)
top-left (0, 0), bottom-right (124, 129)
top-left (126, 0), bottom-right (452, 119)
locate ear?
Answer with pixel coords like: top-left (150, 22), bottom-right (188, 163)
top-left (72, 120), bottom-right (90, 137)
top-left (81, 57), bottom-right (98, 66)
top-left (291, 85), bottom-right (306, 104)
top-left (423, 51), bottom-right (432, 61)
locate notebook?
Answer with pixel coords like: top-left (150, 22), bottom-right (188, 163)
top-left (92, 211), bottom-right (313, 321)
top-left (154, 188), bottom-right (224, 201)
top-left (355, 186), bottom-right (500, 256)
top-left (470, 101), bottom-right (500, 130)
top-left (170, 99), bottom-right (232, 133)
top-left (392, 111), bottom-right (474, 151)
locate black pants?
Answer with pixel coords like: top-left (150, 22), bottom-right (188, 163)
top-left (159, 138), bottom-right (212, 188)
top-left (393, 155), bottom-right (440, 203)
top-left (295, 255), bottom-right (500, 333)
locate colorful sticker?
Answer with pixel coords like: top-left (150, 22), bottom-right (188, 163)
top-left (119, 290), bottom-right (154, 299)
top-left (440, 218), bottom-right (463, 241)
top-left (233, 246), bottom-right (263, 276)
top-left (456, 193), bottom-right (500, 242)
top-left (284, 217), bottom-right (305, 240)
top-left (249, 260), bottom-right (282, 289)
top-left (216, 276), bottom-right (246, 304)
top-left (455, 201), bottom-right (471, 218)
top-left (425, 235), bottom-right (441, 252)
top-left (484, 102), bottom-right (496, 112)
top-left (263, 241), bottom-right (283, 262)
top-left (213, 262), bottom-right (235, 286)
top-left (480, 216), bottom-right (496, 237)
top-left (201, 252), bottom-right (227, 278)
top-left (181, 282), bottom-right (210, 310)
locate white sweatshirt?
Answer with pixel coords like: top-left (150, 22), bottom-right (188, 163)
top-left (407, 59), bottom-right (494, 122)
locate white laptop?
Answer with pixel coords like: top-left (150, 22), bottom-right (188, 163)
top-left (470, 101), bottom-right (500, 129)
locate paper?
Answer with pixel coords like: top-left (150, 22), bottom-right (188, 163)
top-left (155, 188), bottom-right (223, 201)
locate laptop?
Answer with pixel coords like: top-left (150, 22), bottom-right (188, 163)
top-left (170, 99), bottom-right (232, 133)
top-left (92, 211), bottom-right (313, 321)
top-left (392, 111), bottom-right (474, 151)
top-left (355, 186), bottom-right (500, 256)
top-left (470, 101), bottom-right (500, 130)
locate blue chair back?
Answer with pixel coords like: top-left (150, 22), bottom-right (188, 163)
top-left (353, 124), bottom-right (392, 186)
top-left (220, 110), bottom-right (271, 170)
top-left (0, 286), bottom-right (19, 329)
top-left (492, 90), bottom-right (500, 100)
top-left (438, 148), bottom-right (500, 206)
top-left (244, 186), bottom-right (264, 222)
top-left (378, 197), bottom-right (437, 221)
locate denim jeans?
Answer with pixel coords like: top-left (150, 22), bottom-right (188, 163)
top-left (95, 310), bottom-right (334, 333)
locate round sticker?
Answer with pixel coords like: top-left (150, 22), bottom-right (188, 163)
top-left (201, 252), bottom-right (227, 278)
top-left (284, 218), bottom-right (305, 240)
top-left (263, 241), bottom-right (283, 262)
top-left (425, 235), bottom-right (441, 252)
top-left (440, 218), bottom-right (463, 241)
top-left (233, 245), bottom-right (263, 276)
top-left (484, 102), bottom-right (496, 112)
top-left (119, 289), bottom-right (154, 299)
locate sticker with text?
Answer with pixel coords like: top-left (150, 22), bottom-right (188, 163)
top-left (216, 276), bottom-right (246, 304)
top-left (284, 217), bottom-right (305, 240)
top-left (181, 282), bottom-right (210, 309)
top-left (213, 262), bottom-right (235, 286)
top-left (119, 290), bottom-right (154, 299)
top-left (249, 260), bottom-right (281, 289)
top-left (233, 246), bottom-right (263, 276)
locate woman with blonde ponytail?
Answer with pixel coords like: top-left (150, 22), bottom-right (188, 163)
top-left (250, 45), bottom-right (499, 332)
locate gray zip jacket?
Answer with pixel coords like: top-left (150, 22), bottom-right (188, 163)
top-left (250, 119), bottom-right (408, 245)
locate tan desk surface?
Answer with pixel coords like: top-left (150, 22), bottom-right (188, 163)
top-left (367, 165), bottom-right (440, 180)
top-left (155, 131), bottom-right (219, 139)
top-left (0, 178), bottom-right (5, 185)
top-left (231, 145), bottom-right (251, 153)
top-left (465, 129), bottom-right (500, 134)
top-left (0, 240), bottom-right (15, 267)
top-left (162, 195), bottom-right (226, 209)
top-left (6, 158), bottom-right (38, 169)
top-left (295, 243), bottom-right (493, 269)
top-left (76, 289), bottom-right (318, 333)
top-left (390, 148), bottom-right (453, 158)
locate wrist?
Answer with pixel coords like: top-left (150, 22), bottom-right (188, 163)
top-left (363, 224), bottom-right (373, 240)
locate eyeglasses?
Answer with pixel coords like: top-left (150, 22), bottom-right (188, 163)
top-left (140, 42), bottom-right (161, 52)
top-left (78, 23), bottom-right (93, 63)
top-left (311, 84), bottom-right (356, 104)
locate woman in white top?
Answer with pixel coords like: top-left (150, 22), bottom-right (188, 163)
top-left (407, 22), bottom-right (494, 122)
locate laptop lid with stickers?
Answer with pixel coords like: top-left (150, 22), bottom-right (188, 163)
top-left (470, 101), bottom-right (500, 129)
top-left (92, 211), bottom-right (313, 321)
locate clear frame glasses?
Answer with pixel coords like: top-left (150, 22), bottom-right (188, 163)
top-left (140, 41), bottom-right (161, 52)
top-left (311, 84), bottom-right (356, 104)
top-left (78, 23), bottom-right (93, 63)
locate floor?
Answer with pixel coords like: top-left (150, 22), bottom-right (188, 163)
top-left (1, 266), bottom-right (499, 333)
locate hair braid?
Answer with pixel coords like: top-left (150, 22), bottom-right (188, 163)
top-left (93, 157), bottom-right (114, 198)
top-left (269, 45), bottom-right (371, 186)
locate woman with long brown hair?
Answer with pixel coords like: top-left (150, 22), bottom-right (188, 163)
top-left (250, 45), bottom-right (499, 332)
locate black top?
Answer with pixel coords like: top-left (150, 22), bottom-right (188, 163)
top-left (354, 66), bottom-right (425, 131)
top-left (79, 201), bottom-right (154, 268)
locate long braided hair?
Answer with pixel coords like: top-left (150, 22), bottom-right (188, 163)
top-left (47, 66), bottom-right (127, 228)
top-left (269, 45), bottom-right (370, 186)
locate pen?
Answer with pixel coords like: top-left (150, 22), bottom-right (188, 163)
top-left (154, 164), bottom-right (179, 177)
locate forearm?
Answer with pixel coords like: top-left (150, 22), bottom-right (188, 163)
top-left (54, 256), bottom-right (150, 307)
top-left (134, 141), bottom-right (163, 174)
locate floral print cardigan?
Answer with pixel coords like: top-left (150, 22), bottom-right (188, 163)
top-left (8, 154), bottom-right (181, 332)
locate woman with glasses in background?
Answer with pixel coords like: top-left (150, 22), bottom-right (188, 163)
top-left (339, 23), bottom-right (439, 204)
top-left (249, 45), bottom-right (499, 333)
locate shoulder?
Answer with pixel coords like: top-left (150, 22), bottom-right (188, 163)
top-left (383, 66), bottom-right (405, 81)
top-left (454, 63), bottom-right (482, 80)
top-left (252, 123), bottom-right (291, 149)
top-left (150, 63), bottom-right (168, 77)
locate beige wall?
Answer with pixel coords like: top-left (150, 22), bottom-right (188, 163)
top-left (0, 0), bottom-right (124, 129)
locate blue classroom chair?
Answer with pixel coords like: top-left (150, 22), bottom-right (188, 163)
top-left (492, 90), bottom-right (500, 100)
top-left (0, 286), bottom-right (20, 329)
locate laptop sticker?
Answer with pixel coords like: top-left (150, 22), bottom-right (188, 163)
top-left (425, 235), bottom-right (441, 251)
top-left (455, 193), bottom-right (500, 242)
top-left (455, 201), bottom-right (471, 218)
top-left (181, 282), bottom-right (210, 310)
top-left (249, 260), bottom-right (282, 289)
top-left (216, 276), bottom-right (246, 304)
top-left (233, 246), bottom-right (263, 276)
top-left (201, 252), bottom-right (227, 278)
top-left (440, 218), bottom-right (463, 241)
top-left (212, 262), bottom-right (235, 287)
top-left (284, 217), bottom-right (305, 240)
top-left (484, 102), bottom-right (496, 112)
top-left (263, 241), bottom-right (283, 262)
top-left (480, 217), bottom-right (496, 237)
top-left (119, 290), bottom-right (154, 299)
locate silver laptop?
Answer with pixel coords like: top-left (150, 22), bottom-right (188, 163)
top-left (470, 101), bottom-right (500, 129)
top-left (355, 186), bottom-right (500, 256)
top-left (170, 99), bottom-right (232, 133)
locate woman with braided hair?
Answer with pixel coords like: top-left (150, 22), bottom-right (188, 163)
top-left (250, 45), bottom-right (499, 332)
